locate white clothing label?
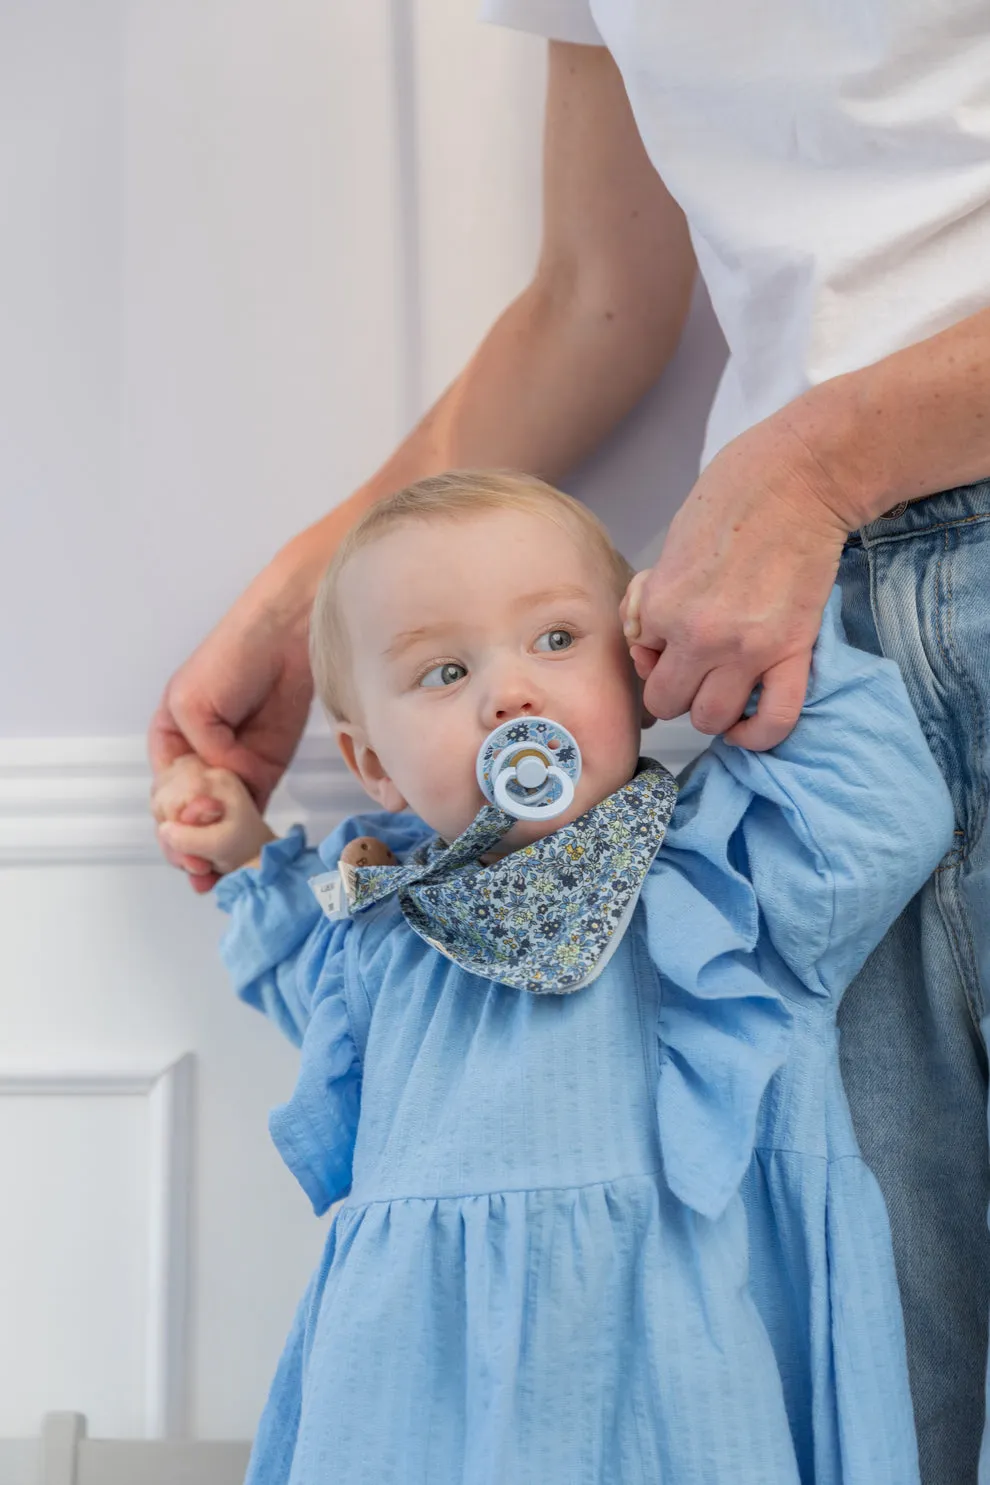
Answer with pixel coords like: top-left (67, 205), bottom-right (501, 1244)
top-left (310, 870), bottom-right (349, 921)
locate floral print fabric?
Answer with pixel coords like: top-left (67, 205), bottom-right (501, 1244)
top-left (329, 760), bottom-right (678, 994)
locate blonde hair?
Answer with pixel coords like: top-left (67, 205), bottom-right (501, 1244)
top-left (310, 469), bottom-right (635, 721)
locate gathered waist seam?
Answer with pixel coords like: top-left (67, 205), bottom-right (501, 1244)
top-left (342, 1166), bottom-right (664, 1210)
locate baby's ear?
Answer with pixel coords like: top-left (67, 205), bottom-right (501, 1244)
top-left (335, 724), bottom-right (408, 813)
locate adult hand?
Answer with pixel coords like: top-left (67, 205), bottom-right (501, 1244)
top-left (622, 418), bottom-right (851, 750)
top-left (149, 574), bottom-right (315, 892)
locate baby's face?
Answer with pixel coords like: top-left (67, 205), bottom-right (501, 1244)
top-left (335, 508), bottom-right (643, 849)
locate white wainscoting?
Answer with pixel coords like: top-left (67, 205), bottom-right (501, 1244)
top-left (0, 734), bottom-right (369, 868)
top-left (0, 1058), bottom-right (192, 1439)
top-left (0, 723), bottom-right (707, 869)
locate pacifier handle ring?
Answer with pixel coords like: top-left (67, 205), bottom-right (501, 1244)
top-left (494, 765), bottom-right (575, 821)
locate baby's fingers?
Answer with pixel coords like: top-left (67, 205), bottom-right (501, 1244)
top-left (177, 794), bottom-right (225, 827)
top-left (152, 780), bottom-right (219, 825)
top-left (158, 818), bottom-right (228, 859)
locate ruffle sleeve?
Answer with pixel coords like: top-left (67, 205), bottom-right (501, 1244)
top-left (217, 825), bottom-right (332, 1044)
top-left (705, 587), bottom-right (954, 997)
top-left (216, 812), bottom-right (434, 1044)
top-left (642, 771), bottom-right (794, 1221)
top-left (642, 587), bottom-right (954, 1221)
top-left (218, 810), bottom-right (434, 1213)
top-left (267, 958), bottom-right (361, 1216)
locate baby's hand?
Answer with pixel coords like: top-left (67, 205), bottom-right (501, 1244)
top-left (152, 757), bottom-right (276, 876)
top-left (151, 753), bottom-right (227, 891)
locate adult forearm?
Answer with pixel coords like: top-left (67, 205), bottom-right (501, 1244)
top-left (256, 269), bottom-right (690, 631)
top-left (782, 304), bottom-right (990, 529)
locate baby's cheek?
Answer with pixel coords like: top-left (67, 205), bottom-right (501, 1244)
top-left (382, 749), bottom-right (464, 837)
top-left (585, 669), bottom-right (640, 735)
top-left (390, 714), bottom-right (484, 830)
top-left (581, 691), bottom-right (642, 783)
top-left (422, 774), bottom-right (484, 840)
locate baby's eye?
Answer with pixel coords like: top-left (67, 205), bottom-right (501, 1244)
top-left (419, 661), bottom-right (468, 688)
top-left (535, 628), bottom-right (574, 653)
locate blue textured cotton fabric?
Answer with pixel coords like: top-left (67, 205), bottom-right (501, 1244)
top-left (218, 591), bottom-right (953, 1485)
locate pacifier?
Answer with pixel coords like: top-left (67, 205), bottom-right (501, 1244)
top-left (476, 717), bottom-right (582, 822)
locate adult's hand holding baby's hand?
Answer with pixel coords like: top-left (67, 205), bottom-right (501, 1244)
top-left (622, 418), bottom-right (850, 750)
top-left (159, 793), bottom-right (226, 894)
top-left (149, 572), bottom-right (314, 886)
top-left (152, 756), bottom-right (277, 880)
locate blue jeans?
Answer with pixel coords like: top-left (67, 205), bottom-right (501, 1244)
top-left (837, 478), bottom-right (990, 1484)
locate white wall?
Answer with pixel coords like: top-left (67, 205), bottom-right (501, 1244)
top-left (0, 0), bottom-right (725, 1445)
top-left (1, 0), bottom-right (406, 738)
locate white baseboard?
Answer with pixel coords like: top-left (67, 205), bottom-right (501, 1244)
top-left (0, 722), bottom-right (707, 868)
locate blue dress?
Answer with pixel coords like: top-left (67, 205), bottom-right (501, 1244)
top-left (217, 595), bottom-right (953, 1485)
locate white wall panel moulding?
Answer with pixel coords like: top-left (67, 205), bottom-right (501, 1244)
top-left (0, 1057), bottom-right (194, 1439)
top-left (0, 723), bottom-right (705, 867)
top-left (0, 733), bottom-right (369, 866)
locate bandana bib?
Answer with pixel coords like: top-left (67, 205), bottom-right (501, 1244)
top-left (311, 759), bottom-right (678, 994)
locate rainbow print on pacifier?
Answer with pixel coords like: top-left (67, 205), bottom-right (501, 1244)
top-left (476, 716), bottom-right (582, 822)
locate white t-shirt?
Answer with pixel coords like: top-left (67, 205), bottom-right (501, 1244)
top-left (483, 0), bottom-right (990, 464)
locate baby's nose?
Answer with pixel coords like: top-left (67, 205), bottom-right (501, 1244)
top-left (494, 698), bottom-right (534, 722)
top-left (482, 670), bottom-right (544, 729)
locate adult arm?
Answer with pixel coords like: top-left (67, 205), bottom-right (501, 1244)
top-left (150, 41), bottom-right (696, 888)
top-left (626, 303), bottom-right (990, 749)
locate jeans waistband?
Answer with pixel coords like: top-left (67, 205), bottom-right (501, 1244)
top-left (845, 476), bottom-right (990, 549)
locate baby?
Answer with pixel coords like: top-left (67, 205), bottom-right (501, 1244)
top-left (154, 471), bottom-right (953, 1485)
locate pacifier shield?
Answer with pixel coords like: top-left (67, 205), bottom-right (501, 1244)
top-left (476, 717), bottom-right (582, 821)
